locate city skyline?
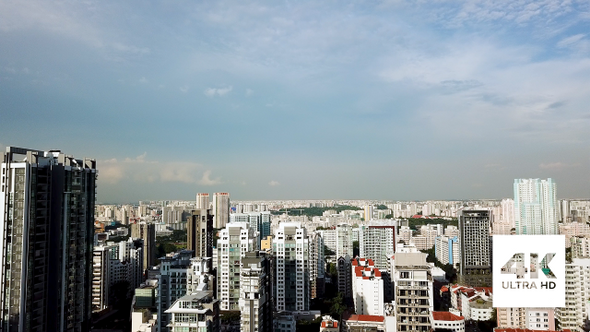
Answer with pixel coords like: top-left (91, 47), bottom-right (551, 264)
top-left (1, 1), bottom-right (589, 203)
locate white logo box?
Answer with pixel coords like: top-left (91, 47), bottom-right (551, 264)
top-left (493, 235), bottom-right (565, 308)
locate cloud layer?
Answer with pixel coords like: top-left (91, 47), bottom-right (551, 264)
top-left (1, 0), bottom-right (589, 201)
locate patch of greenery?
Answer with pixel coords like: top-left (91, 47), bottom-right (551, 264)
top-left (270, 205), bottom-right (362, 217)
top-left (406, 218), bottom-right (458, 230)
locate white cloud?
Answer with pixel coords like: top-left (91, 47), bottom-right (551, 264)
top-left (198, 170), bottom-right (222, 186)
top-left (180, 85), bottom-right (189, 93)
top-left (557, 34), bottom-right (586, 48)
top-left (539, 162), bottom-right (580, 170)
top-left (246, 88), bottom-right (254, 96)
top-left (204, 86), bottom-right (233, 97)
top-left (139, 77), bottom-right (148, 83)
top-left (98, 154), bottom-right (215, 185)
top-left (269, 180), bottom-right (280, 186)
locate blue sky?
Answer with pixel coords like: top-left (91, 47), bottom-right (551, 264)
top-left (1, 0), bottom-right (589, 203)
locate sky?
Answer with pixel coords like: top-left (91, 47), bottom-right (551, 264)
top-left (1, 0), bottom-right (589, 203)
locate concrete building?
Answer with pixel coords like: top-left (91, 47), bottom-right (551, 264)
top-left (320, 315), bottom-right (339, 332)
top-left (273, 312), bottom-right (296, 332)
top-left (92, 245), bottom-right (114, 313)
top-left (359, 224), bottom-right (396, 270)
top-left (131, 221), bottom-right (157, 274)
top-left (459, 210), bottom-right (492, 287)
top-left (212, 192), bottom-right (230, 229)
top-left (497, 307), bottom-right (555, 330)
top-left (556, 258), bottom-right (590, 332)
top-left (434, 235), bottom-right (460, 267)
top-left (196, 193), bottom-right (210, 209)
top-left (273, 222), bottom-right (310, 311)
top-left (157, 250), bottom-right (193, 332)
top-left (514, 178), bottom-right (558, 235)
top-left (430, 311), bottom-right (465, 332)
top-left (239, 251), bottom-right (272, 332)
top-left (571, 235), bottom-right (590, 258)
top-left (309, 232), bottom-right (325, 299)
top-left (165, 291), bottom-right (220, 332)
top-left (217, 223), bottom-right (258, 310)
top-left (338, 255), bottom-right (353, 300)
top-left (187, 209), bottom-right (214, 259)
top-left (351, 258), bottom-right (384, 316)
top-left (343, 314), bottom-right (386, 332)
top-left (0, 147), bottom-right (97, 332)
top-left (393, 245), bottom-right (433, 332)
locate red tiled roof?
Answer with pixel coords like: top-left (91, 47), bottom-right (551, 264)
top-left (346, 315), bottom-right (385, 323)
top-left (374, 269), bottom-right (381, 277)
top-left (432, 312), bottom-right (463, 322)
top-left (441, 286), bottom-right (449, 292)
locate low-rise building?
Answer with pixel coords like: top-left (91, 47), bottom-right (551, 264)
top-left (430, 311), bottom-right (465, 332)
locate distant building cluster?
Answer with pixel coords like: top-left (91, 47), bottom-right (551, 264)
top-left (1, 145), bottom-right (588, 332)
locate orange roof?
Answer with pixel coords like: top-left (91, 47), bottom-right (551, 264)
top-left (432, 311), bottom-right (463, 322)
top-left (346, 315), bottom-right (385, 323)
top-left (441, 286), bottom-right (449, 292)
top-left (374, 269), bottom-right (381, 277)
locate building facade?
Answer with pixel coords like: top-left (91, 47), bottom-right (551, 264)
top-left (273, 222), bottom-right (310, 311)
top-left (187, 208), bottom-right (214, 259)
top-left (514, 178), bottom-right (558, 235)
top-left (239, 251), bottom-right (272, 332)
top-left (459, 210), bottom-right (492, 287)
top-left (212, 193), bottom-right (230, 229)
top-left (0, 147), bottom-right (97, 332)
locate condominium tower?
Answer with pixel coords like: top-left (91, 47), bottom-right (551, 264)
top-left (196, 193), bottom-right (210, 209)
top-left (514, 178), bottom-right (558, 235)
top-left (187, 208), bottom-right (214, 259)
top-left (273, 222), bottom-right (310, 311)
top-left (0, 147), bottom-right (97, 332)
top-left (213, 192), bottom-right (230, 229)
top-left (459, 210), bottom-right (492, 287)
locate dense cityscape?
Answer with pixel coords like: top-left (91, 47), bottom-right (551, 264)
top-left (1, 147), bottom-right (589, 332)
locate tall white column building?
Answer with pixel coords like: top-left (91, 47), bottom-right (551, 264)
top-left (351, 257), bottom-right (384, 316)
top-left (217, 223), bottom-right (258, 310)
top-left (556, 258), bottom-right (590, 332)
top-left (273, 222), bottom-right (310, 311)
top-left (196, 193), bottom-right (210, 209)
top-left (514, 178), bottom-right (558, 235)
top-left (213, 192), bottom-right (230, 229)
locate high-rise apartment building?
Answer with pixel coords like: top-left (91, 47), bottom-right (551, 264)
top-left (338, 255), bottom-right (352, 301)
top-left (187, 208), bottom-right (214, 259)
top-left (393, 245), bottom-right (433, 332)
top-left (131, 221), bottom-right (156, 274)
top-left (556, 258), bottom-right (590, 332)
top-left (434, 236), bottom-right (460, 267)
top-left (213, 193), bottom-right (230, 229)
top-left (359, 224), bottom-right (396, 270)
top-left (514, 178), bottom-right (558, 235)
top-left (0, 147), bottom-right (97, 331)
top-left (196, 193), bottom-right (210, 209)
top-left (239, 251), bottom-right (272, 332)
top-left (273, 222), bottom-right (310, 311)
top-left (309, 232), bottom-right (325, 299)
top-left (351, 257), bottom-right (384, 316)
top-left (217, 223), bottom-right (258, 310)
top-left (459, 210), bottom-right (492, 287)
